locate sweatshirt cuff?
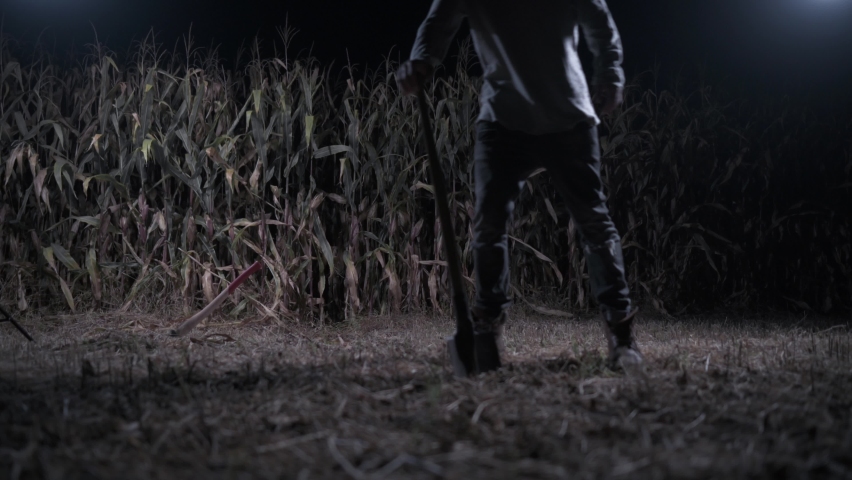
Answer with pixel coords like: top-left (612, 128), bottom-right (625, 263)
top-left (594, 68), bottom-right (625, 88)
top-left (409, 49), bottom-right (443, 68)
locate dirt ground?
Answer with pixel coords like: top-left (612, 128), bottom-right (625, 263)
top-left (1, 309), bottom-right (851, 479)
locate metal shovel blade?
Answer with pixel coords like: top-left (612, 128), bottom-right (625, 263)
top-left (446, 336), bottom-right (471, 378)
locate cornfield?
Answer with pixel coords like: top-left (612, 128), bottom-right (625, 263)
top-left (1, 34), bottom-right (851, 321)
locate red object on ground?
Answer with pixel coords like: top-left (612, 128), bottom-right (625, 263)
top-left (171, 261), bottom-right (263, 337)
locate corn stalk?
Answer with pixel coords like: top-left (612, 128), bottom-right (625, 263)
top-left (1, 37), bottom-right (850, 319)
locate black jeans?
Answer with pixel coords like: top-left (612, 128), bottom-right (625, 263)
top-left (472, 120), bottom-right (631, 321)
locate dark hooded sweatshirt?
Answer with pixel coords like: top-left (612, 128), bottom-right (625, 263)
top-left (410, 0), bottom-right (625, 134)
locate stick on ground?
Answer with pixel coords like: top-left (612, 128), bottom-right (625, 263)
top-left (0, 303), bottom-right (34, 342)
top-left (170, 261), bottom-right (263, 337)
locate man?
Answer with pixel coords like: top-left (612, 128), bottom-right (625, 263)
top-left (398, 0), bottom-right (642, 372)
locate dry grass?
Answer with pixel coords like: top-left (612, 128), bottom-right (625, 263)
top-left (2, 310), bottom-right (851, 479)
top-left (2, 35), bottom-right (850, 321)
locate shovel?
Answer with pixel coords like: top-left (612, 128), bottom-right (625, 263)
top-left (416, 88), bottom-right (501, 376)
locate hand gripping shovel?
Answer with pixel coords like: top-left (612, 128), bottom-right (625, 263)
top-left (416, 89), bottom-right (501, 377)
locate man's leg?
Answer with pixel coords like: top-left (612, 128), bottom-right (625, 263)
top-left (541, 123), bottom-right (642, 368)
top-left (472, 121), bottom-right (537, 335)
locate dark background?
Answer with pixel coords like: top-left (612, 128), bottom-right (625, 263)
top-left (3, 0), bottom-right (852, 95)
top-left (1, 0), bottom-right (851, 314)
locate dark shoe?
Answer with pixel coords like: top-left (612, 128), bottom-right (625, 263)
top-left (602, 308), bottom-right (643, 370)
top-left (471, 308), bottom-right (507, 374)
top-left (472, 308), bottom-right (507, 351)
top-left (473, 332), bottom-right (502, 373)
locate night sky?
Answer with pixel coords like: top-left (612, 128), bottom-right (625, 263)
top-left (3, 0), bottom-right (852, 94)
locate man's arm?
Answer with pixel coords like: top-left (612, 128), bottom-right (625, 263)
top-left (577, 0), bottom-right (625, 89)
top-left (577, 0), bottom-right (625, 115)
top-left (409, 0), bottom-right (466, 67)
top-left (399, 0), bottom-right (465, 95)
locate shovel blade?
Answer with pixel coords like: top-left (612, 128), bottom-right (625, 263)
top-left (447, 331), bottom-right (503, 377)
top-left (446, 335), bottom-right (474, 378)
